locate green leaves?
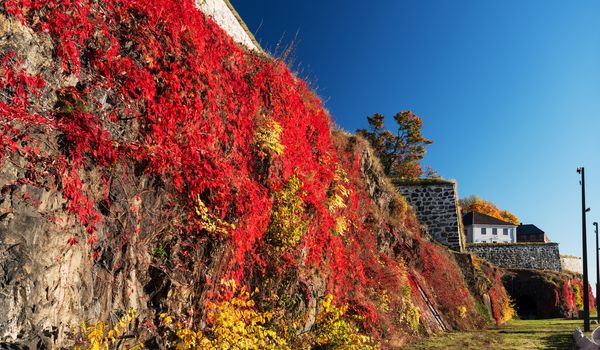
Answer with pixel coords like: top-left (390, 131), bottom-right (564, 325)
top-left (357, 111), bottom-right (434, 178)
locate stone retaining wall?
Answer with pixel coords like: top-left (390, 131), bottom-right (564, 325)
top-left (396, 180), bottom-right (464, 251)
top-left (467, 243), bottom-right (561, 271)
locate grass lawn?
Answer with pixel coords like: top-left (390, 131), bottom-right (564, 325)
top-left (404, 318), bottom-right (599, 349)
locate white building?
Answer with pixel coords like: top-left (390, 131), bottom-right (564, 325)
top-left (463, 211), bottom-right (517, 244)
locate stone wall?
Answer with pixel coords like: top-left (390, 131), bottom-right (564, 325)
top-left (395, 180), bottom-right (464, 252)
top-left (561, 256), bottom-right (583, 275)
top-left (467, 243), bottom-right (561, 271)
top-left (196, 0), bottom-right (261, 51)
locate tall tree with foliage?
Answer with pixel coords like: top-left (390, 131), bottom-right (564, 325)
top-left (357, 111), bottom-right (434, 178)
top-left (459, 195), bottom-right (519, 225)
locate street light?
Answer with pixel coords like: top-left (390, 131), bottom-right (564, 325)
top-left (595, 221), bottom-right (599, 323)
top-left (577, 166), bottom-right (590, 332)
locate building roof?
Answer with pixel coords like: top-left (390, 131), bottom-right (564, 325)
top-left (462, 211), bottom-right (516, 226)
top-left (517, 224), bottom-right (545, 236)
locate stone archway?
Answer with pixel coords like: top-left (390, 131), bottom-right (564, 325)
top-left (514, 294), bottom-right (538, 319)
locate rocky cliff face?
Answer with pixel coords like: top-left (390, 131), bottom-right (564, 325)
top-left (0, 1), bottom-right (509, 348)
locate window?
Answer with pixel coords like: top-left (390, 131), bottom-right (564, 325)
top-left (492, 228), bottom-right (497, 235)
top-left (481, 228), bottom-right (486, 235)
top-left (503, 228), bottom-right (509, 235)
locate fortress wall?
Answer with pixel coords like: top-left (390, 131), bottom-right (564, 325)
top-left (396, 180), bottom-right (465, 252)
top-left (467, 243), bottom-right (561, 271)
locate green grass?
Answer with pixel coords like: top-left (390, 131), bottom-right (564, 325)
top-left (404, 318), bottom-right (599, 349)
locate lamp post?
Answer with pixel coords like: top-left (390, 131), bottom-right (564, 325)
top-left (578, 166), bottom-right (590, 332)
top-left (595, 221), bottom-right (599, 323)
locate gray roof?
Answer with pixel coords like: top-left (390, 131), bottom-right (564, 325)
top-left (462, 211), bottom-right (516, 226)
top-left (517, 224), bottom-right (545, 236)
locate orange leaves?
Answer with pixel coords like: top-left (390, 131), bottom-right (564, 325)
top-left (459, 195), bottom-right (519, 225)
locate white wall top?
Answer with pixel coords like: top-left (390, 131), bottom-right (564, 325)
top-left (196, 0), bottom-right (261, 51)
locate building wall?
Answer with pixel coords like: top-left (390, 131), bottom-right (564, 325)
top-left (396, 181), bottom-right (464, 252)
top-left (467, 243), bottom-right (561, 271)
top-left (196, 0), bottom-right (261, 51)
top-left (468, 224), bottom-right (516, 243)
top-left (560, 256), bottom-right (583, 275)
top-left (518, 233), bottom-right (549, 243)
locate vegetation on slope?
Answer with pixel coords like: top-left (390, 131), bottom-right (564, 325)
top-left (0, 0), bottom-right (511, 347)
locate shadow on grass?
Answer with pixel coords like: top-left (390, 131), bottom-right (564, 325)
top-left (543, 333), bottom-right (576, 350)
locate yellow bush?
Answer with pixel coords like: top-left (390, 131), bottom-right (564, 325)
top-left (73, 309), bottom-right (143, 350)
top-left (161, 280), bottom-right (288, 350)
top-left (333, 216), bottom-right (348, 236)
top-left (401, 301), bottom-right (421, 332)
top-left (574, 283), bottom-right (584, 310)
top-left (265, 175), bottom-right (308, 248)
top-left (327, 166), bottom-right (352, 236)
top-left (254, 118), bottom-right (284, 157)
top-left (399, 283), bottom-right (421, 332)
top-left (471, 255), bottom-right (481, 270)
top-left (458, 305), bottom-right (468, 319)
top-left (500, 298), bottom-right (516, 323)
top-left (312, 294), bottom-right (379, 350)
top-left (327, 167), bottom-right (351, 213)
top-left (195, 196), bottom-right (236, 235)
top-left (160, 284), bottom-right (381, 349)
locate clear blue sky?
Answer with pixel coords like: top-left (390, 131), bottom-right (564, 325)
top-left (231, 0), bottom-right (600, 285)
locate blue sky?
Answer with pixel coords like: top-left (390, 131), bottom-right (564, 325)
top-left (231, 0), bottom-right (600, 284)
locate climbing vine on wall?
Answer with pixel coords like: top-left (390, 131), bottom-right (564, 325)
top-left (0, 0), bottom-right (505, 343)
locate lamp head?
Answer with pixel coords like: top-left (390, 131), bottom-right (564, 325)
top-left (577, 167), bottom-right (582, 174)
top-left (586, 208), bottom-right (592, 213)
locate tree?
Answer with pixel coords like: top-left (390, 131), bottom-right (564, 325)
top-left (357, 111), bottom-right (434, 178)
top-left (459, 195), bottom-right (519, 225)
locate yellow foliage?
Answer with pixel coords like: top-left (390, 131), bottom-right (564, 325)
top-left (472, 255), bottom-right (481, 270)
top-left (398, 290), bottom-right (421, 332)
top-left (254, 118), bottom-right (284, 157)
top-left (73, 309), bottom-right (143, 350)
top-left (159, 283), bottom-right (381, 349)
top-left (501, 299), bottom-right (516, 323)
top-left (266, 175), bottom-right (308, 248)
top-left (195, 196), bottom-right (236, 235)
top-left (333, 216), bottom-right (348, 236)
top-left (327, 166), bottom-right (352, 236)
top-left (327, 166), bottom-right (351, 212)
top-left (401, 301), bottom-right (421, 332)
top-left (161, 281), bottom-right (289, 350)
top-left (378, 290), bottom-right (391, 313)
top-left (398, 282), bottom-right (421, 333)
top-left (313, 294), bottom-right (379, 350)
top-left (574, 283), bottom-right (584, 310)
top-left (458, 305), bottom-right (468, 319)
